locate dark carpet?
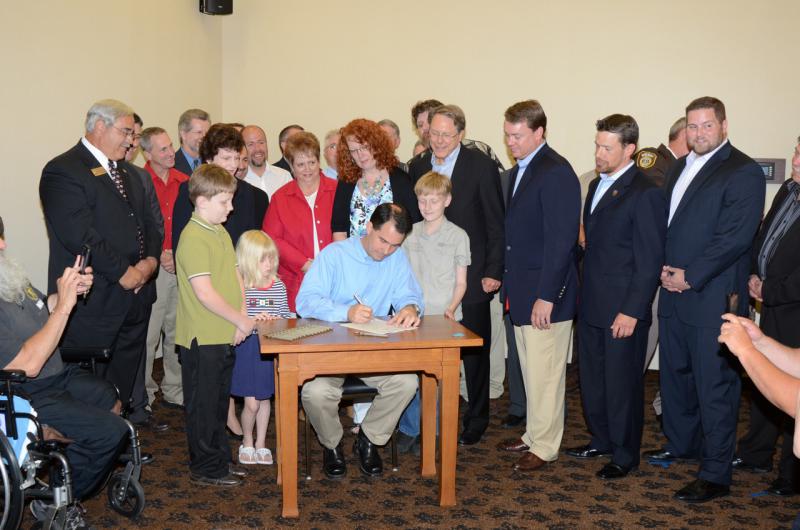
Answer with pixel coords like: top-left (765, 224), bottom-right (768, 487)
top-left (22, 363), bottom-right (800, 529)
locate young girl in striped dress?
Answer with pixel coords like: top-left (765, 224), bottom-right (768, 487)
top-left (231, 230), bottom-right (292, 465)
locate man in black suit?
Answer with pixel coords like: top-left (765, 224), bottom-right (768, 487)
top-left (274, 124), bottom-right (304, 174)
top-left (565, 114), bottom-right (665, 479)
top-left (495, 100), bottom-right (580, 472)
top-left (174, 108), bottom-right (211, 176)
top-left (407, 104), bottom-right (505, 446)
top-left (645, 97), bottom-right (765, 502)
top-left (40, 98), bottom-right (162, 411)
top-left (734, 137), bottom-right (800, 496)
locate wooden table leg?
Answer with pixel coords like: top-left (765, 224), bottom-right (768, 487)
top-left (439, 348), bottom-right (459, 507)
top-left (420, 372), bottom-right (437, 477)
top-left (278, 361), bottom-right (299, 518)
top-left (273, 356), bottom-right (282, 485)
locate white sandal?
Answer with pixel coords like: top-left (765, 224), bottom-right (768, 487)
top-left (255, 447), bottom-right (273, 465)
top-left (238, 445), bottom-right (257, 465)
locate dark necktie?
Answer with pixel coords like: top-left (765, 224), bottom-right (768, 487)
top-left (192, 158), bottom-right (199, 170)
top-left (108, 160), bottom-right (145, 259)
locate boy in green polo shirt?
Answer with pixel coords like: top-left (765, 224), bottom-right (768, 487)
top-left (175, 163), bottom-right (256, 487)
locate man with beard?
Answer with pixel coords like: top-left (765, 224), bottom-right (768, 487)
top-left (174, 109), bottom-right (211, 176)
top-left (242, 125), bottom-right (292, 199)
top-left (0, 216), bottom-right (128, 526)
top-left (645, 97), bottom-right (765, 502)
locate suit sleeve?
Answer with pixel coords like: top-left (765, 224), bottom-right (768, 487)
top-left (538, 166), bottom-right (580, 302)
top-left (171, 182), bottom-right (193, 252)
top-left (684, 163), bottom-right (765, 291)
top-left (478, 157), bottom-right (505, 281)
top-left (620, 186), bottom-right (666, 319)
top-left (40, 160), bottom-right (130, 282)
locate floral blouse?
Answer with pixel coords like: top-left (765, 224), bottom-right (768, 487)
top-left (348, 178), bottom-right (393, 237)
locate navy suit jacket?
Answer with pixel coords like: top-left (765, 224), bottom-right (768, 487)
top-left (580, 165), bottom-right (665, 328)
top-left (39, 141), bottom-right (162, 346)
top-left (173, 148), bottom-right (193, 177)
top-left (504, 143), bottom-right (580, 325)
top-left (658, 141), bottom-right (765, 327)
top-left (408, 146), bottom-right (505, 305)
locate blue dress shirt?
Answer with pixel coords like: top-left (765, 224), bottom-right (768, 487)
top-left (296, 235), bottom-right (424, 322)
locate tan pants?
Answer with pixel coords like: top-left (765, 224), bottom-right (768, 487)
top-left (488, 293), bottom-right (506, 399)
top-left (302, 374), bottom-right (417, 449)
top-left (514, 320), bottom-right (572, 461)
top-left (145, 269), bottom-right (183, 405)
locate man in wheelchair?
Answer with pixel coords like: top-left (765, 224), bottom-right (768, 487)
top-left (0, 217), bottom-right (129, 527)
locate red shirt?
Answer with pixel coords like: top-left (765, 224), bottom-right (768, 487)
top-left (146, 162), bottom-right (188, 251)
top-left (263, 176), bottom-right (337, 312)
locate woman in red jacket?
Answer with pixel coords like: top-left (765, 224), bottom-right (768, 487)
top-left (263, 132), bottom-right (337, 312)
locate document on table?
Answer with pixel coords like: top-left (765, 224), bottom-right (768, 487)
top-left (341, 318), bottom-right (418, 336)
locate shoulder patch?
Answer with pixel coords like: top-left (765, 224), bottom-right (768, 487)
top-left (636, 151), bottom-right (657, 169)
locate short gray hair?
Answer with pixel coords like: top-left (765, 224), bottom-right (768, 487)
top-left (378, 119), bottom-right (400, 139)
top-left (668, 117), bottom-right (687, 142)
top-left (140, 126), bottom-right (167, 152)
top-left (178, 108), bottom-right (211, 133)
top-left (85, 99), bottom-right (134, 133)
top-left (324, 129), bottom-right (340, 145)
top-left (429, 104), bottom-right (466, 133)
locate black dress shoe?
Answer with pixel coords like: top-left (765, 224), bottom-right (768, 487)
top-left (190, 472), bottom-right (241, 487)
top-left (597, 462), bottom-right (635, 479)
top-left (767, 477), bottom-right (797, 496)
top-left (565, 444), bottom-right (612, 459)
top-left (502, 414), bottom-right (525, 428)
top-left (228, 463), bottom-right (248, 477)
top-left (458, 430), bottom-right (482, 446)
top-left (353, 430), bottom-right (383, 476)
top-left (674, 478), bottom-right (730, 503)
top-left (642, 448), bottom-right (679, 462)
top-left (731, 456), bottom-right (772, 474)
top-left (322, 444), bottom-right (346, 479)
top-left (133, 414), bottom-right (169, 433)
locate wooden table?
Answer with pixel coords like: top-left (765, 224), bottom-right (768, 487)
top-left (258, 316), bottom-right (482, 518)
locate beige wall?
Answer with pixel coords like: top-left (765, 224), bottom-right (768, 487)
top-left (0, 1), bottom-right (222, 286)
top-left (2, 0), bottom-right (797, 287)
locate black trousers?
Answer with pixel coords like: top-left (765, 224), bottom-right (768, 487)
top-left (738, 389), bottom-right (799, 482)
top-left (503, 313), bottom-right (527, 418)
top-left (460, 301), bottom-right (491, 435)
top-left (577, 320), bottom-right (647, 468)
top-left (180, 340), bottom-right (234, 478)
top-left (95, 293), bottom-right (150, 409)
top-left (19, 365), bottom-right (128, 499)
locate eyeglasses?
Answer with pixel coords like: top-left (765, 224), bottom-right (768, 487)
top-left (429, 130), bottom-right (459, 140)
top-left (113, 126), bottom-right (135, 139)
top-left (348, 145), bottom-right (370, 156)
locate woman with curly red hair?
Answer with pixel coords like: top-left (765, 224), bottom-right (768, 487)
top-left (331, 119), bottom-right (420, 240)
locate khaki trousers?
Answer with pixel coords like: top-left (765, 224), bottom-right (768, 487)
top-left (145, 269), bottom-right (183, 405)
top-left (488, 293), bottom-right (506, 399)
top-left (302, 374), bottom-right (417, 449)
top-left (514, 320), bottom-right (572, 461)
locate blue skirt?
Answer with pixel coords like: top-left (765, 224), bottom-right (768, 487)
top-left (230, 333), bottom-right (274, 400)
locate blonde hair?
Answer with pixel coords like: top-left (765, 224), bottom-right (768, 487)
top-left (236, 230), bottom-right (279, 288)
top-left (414, 171), bottom-right (452, 196)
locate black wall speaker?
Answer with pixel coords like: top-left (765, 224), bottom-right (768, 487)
top-left (200, 0), bottom-right (232, 15)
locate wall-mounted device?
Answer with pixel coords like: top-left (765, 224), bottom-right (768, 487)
top-left (200, 0), bottom-right (232, 15)
top-left (754, 158), bottom-right (786, 184)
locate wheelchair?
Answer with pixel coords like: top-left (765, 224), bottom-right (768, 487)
top-left (0, 347), bottom-right (147, 529)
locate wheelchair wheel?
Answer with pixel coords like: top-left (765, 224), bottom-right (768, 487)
top-left (0, 431), bottom-right (24, 530)
top-left (106, 472), bottom-right (144, 519)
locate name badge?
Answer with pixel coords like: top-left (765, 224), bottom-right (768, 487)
top-left (91, 166), bottom-right (107, 177)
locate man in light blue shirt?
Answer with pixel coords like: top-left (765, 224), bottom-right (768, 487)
top-left (296, 203), bottom-right (423, 479)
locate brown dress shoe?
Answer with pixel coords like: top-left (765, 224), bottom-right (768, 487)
top-left (497, 438), bottom-right (530, 452)
top-left (513, 452), bottom-right (547, 471)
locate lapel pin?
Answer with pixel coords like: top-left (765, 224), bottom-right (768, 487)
top-left (612, 190), bottom-right (619, 197)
